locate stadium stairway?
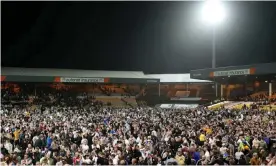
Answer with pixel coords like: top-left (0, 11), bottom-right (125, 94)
top-left (121, 98), bottom-right (133, 108)
top-left (121, 97), bottom-right (138, 108)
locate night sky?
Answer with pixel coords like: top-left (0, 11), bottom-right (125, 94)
top-left (2, 1), bottom-right (276, 74)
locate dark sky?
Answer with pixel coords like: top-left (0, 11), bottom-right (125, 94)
top-left (2, 1), bottom-right (276, 74)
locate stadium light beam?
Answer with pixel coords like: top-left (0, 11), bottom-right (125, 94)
top-left (201, 0), bottom-right (226, 26)
top-left (200, 0), bottom-right (226, 98)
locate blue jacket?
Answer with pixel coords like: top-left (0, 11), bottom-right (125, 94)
top-left (46, 136), bottom-right (52, 148)
top-left (264, 137), bottom-right (270, 145)
top-left (193, 152), bottom-right (201, 162)
top-left (104, 118), bottom-right (109, 126)
top-left (110, 130), bottom-right (116, 134)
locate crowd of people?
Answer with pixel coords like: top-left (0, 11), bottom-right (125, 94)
top-left (1, 90), bottom-right (276, 166)
top-left (242, 92), bottom-right (276, 103)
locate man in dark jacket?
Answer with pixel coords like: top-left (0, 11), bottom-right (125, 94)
top-left (237, 155), bottom-right (247, 165)
top-left (34, 135), bottom-right (44, 149)
top-left (97, 153), bottom-right (109, 165)
top-left (132, 145), bottom-right (142, 160)
top-left (0, 144), bottom-right (9, 156)
top-left (269, 143), bottom-right (276, 154)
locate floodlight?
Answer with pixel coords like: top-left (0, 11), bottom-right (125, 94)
top-left (201, 0), bottom-right (226, 26)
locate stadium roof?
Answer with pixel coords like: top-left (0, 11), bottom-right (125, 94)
top-left (1, 67), bottom-right (150, 79)
top-left (146, 74), bottom-right (211, 83)
top-left (1, 67), bottom-right (211, 83)
top-left (190, 62), bottom-right (276, 80)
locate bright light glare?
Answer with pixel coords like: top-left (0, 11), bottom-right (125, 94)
top-left (201, 0), bottom-right (226, 26)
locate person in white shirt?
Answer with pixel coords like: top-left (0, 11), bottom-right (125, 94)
top-left (81, 138), bottom-right (88, 146)
top-left (220, 144), bottom-right (228, 155)
top-left (4, 140), bottom-right (13, 154)
top-left (92, 155), bottom-right (98, 165)
top-left (252, 137), bottom-right (260, 148)
top-left (125, 138), bottom-right (130, 146)
top-left (113, 138), bottom-right (118, 146)
top-left (209, 137), bottom-right (216, 146)
top-left (112, 154), bottom-right (119, 165)
top-left (152, 130), bottom-right (157, 137)
top-left (32, 135), bottom-right (39, 146)
top-left (237, 136), bottom-right (244, 145)
top-left (136, 136), bottom-right (141, 144)
top-left (203, 146), bottom-right (210, 161)
top-left (235, 149), bottom-right (244, 160)
top-left (56, 159), bottom-right (63, 166)
top-left (81, 144), bottom-right (89, 153)
top-left (82, 155), bottom-right (92, 165)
